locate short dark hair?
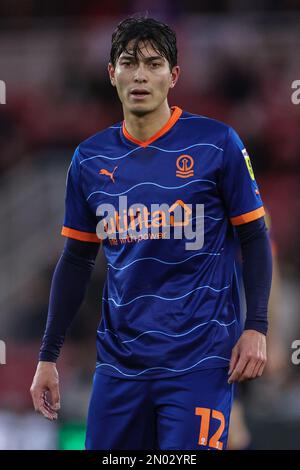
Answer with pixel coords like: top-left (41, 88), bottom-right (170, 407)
top-left (110, 16), bottom-right (177, 70)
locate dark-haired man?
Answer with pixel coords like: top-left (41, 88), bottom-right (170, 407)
top-left (30, 17), bottom-right (272, 450)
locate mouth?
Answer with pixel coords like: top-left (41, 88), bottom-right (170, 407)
top-left (129, 89), bottom-right (151, 100)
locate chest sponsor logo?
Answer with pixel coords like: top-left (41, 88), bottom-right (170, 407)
top-left (96, 196), bottom-right (204, 250)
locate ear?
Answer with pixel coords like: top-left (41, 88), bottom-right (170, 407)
top-left (108, 62), bottom-right (116, 87)
top-left (170, 65), bottom-right (180, 89)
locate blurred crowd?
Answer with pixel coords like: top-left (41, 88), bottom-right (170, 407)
top-left (0, 2), bottom-right (300, 449)
top-left (1, 0), bottom-right (300, 22)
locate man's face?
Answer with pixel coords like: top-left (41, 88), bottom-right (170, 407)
top-left (108, 40), bottom-right (180, 115)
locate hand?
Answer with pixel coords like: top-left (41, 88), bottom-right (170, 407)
top-left (228, 330), bottom-right (267, 384)
top-left (30, 361), bottom-right (60, 420)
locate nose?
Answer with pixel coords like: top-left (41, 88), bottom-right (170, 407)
top-left (133, 63), bottom-right (148, 83)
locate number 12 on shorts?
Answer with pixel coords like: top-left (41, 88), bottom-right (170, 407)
top-left (195, 407), bottom-right (225, 450)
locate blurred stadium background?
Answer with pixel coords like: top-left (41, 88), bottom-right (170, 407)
top-left (0, 0), bottom-right (299, 450)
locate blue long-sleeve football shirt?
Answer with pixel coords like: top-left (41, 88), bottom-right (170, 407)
top-left (60, 106), bottom-right (266, 379)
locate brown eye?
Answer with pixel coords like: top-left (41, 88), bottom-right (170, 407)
top-left (121, 60), bottom-right (134, 67)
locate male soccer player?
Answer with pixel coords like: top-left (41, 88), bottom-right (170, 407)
top-left (30, 17), bottom-right (272, 450)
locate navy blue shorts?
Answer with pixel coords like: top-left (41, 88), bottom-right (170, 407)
top-left (85, 367), bottom-right (234, 450)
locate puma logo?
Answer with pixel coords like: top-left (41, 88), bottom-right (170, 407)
top-left (99, 165), bottom-right (118, 183)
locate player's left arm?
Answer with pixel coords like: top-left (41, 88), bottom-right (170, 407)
top-left (219, 127), bottom-right (273, 384)
top-left (228, 216), bottom-right (272, 383)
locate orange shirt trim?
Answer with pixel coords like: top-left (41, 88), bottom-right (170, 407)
top-left (61, 226), bottom-right (102, 243)
top-left (122, 106), bottom-right (183, 148)
top-left (230, 206), bottom-right (265, 226)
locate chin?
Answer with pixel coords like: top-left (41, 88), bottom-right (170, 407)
top-left (129, 102), bottom-right (158, 116)
top-left (129, 106), bottom-right (152, 117)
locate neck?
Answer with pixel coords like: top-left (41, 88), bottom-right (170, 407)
top-left (123, 101), bottom-right (172, 143)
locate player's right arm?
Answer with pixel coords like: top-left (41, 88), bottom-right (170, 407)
top-left (30, 238), bottom-right (100, 420)
top-left (31, 147), bottom-right (101, 419)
